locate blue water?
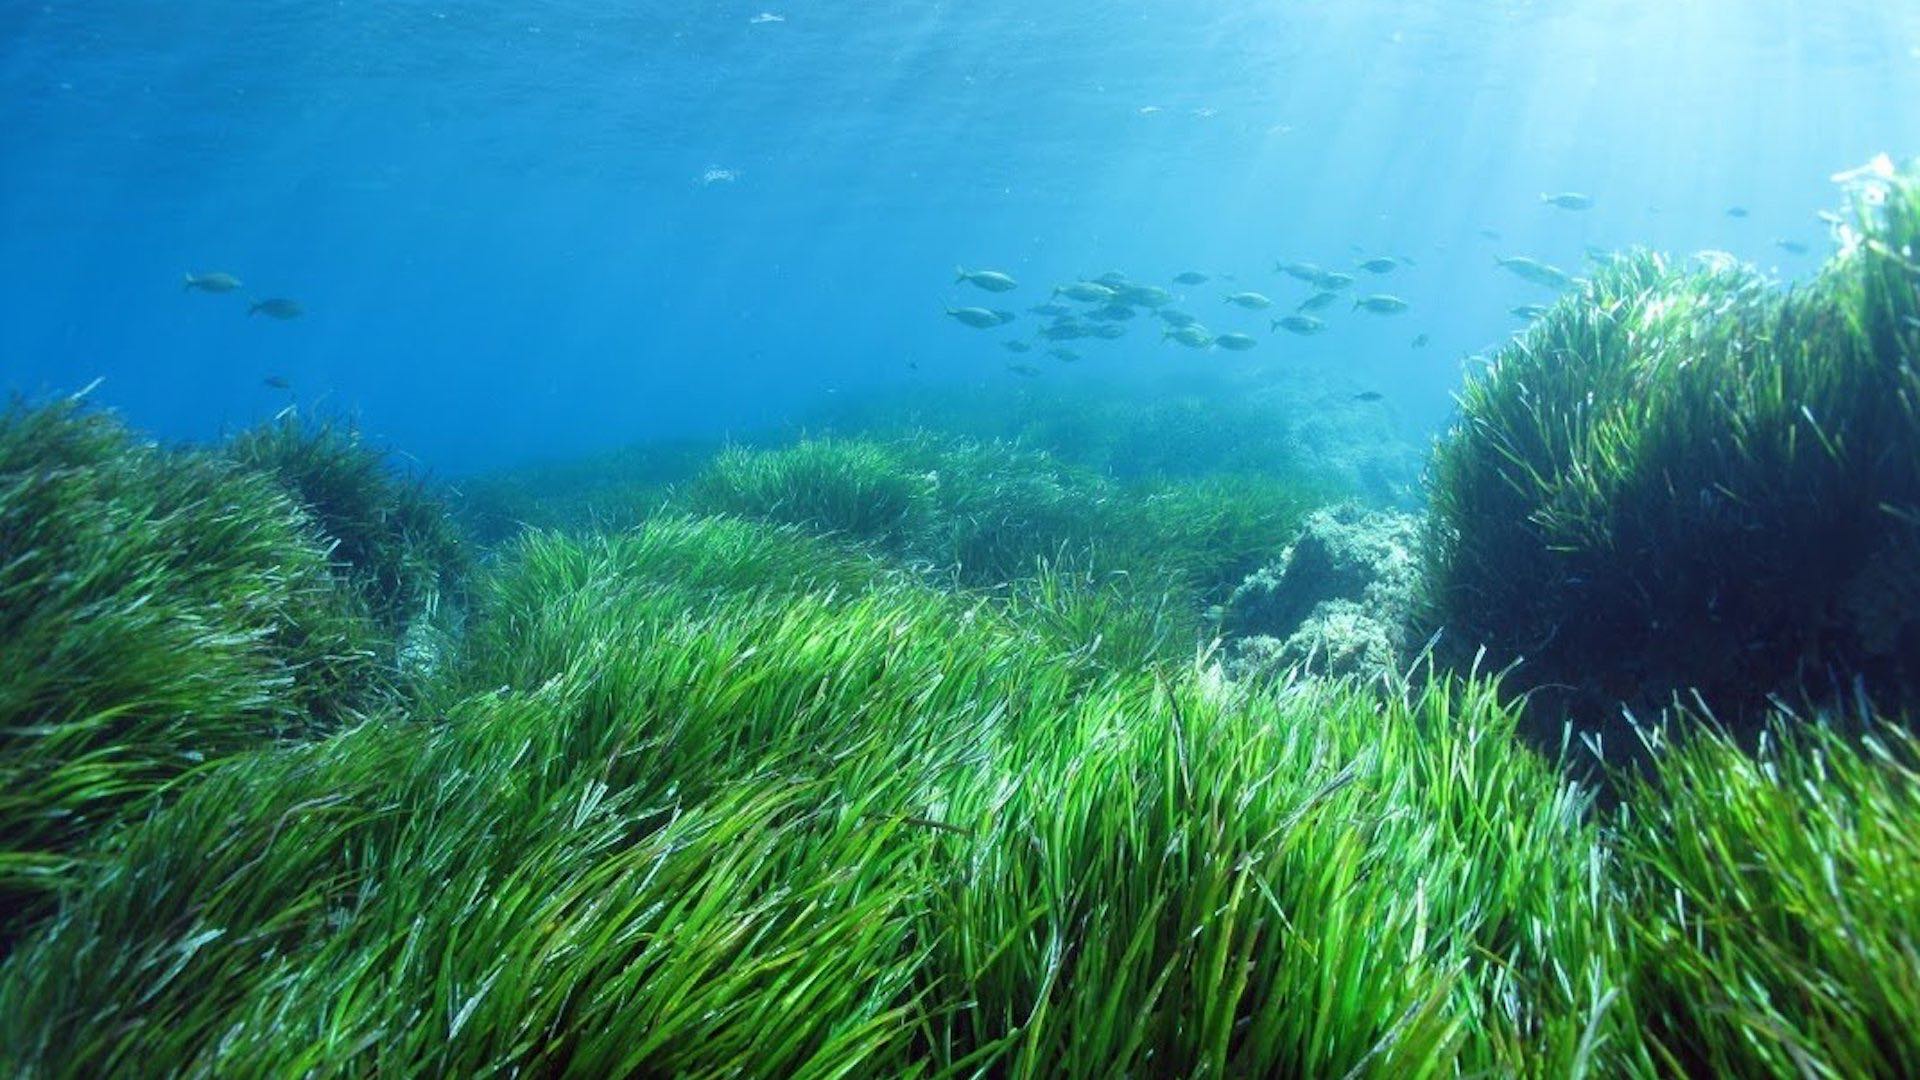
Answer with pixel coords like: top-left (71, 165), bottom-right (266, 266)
top-left (5, 1), bottom-right (1919, 473)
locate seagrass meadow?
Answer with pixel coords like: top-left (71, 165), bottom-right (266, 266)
top-left (0, 168), bottom-right (1915, 1080)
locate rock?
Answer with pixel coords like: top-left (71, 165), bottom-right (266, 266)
top-left (1220, 504), bottom-right (1423, 681)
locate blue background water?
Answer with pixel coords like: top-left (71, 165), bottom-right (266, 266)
top-left (4, 1), bottom-right (1918, 473)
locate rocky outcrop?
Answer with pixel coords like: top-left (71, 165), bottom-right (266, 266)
top-left (1220, 504), bottom-right (1423, 681)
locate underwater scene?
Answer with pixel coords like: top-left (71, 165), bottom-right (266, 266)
top-left (4, 1), bottom-right (1920, 1075)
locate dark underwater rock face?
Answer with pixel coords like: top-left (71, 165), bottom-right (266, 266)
top-left (1221, 504), bottom-right (1423, 680)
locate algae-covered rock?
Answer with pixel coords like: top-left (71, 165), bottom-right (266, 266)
top-left (1221, 504), bottom-right (1422, 680)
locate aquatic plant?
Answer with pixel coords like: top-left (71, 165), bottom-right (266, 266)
top-left (226, 411), bottom-right (470, 633)
top-left (683, 437), bottom-right (935, 552)
top-left (1620, 710), bottom-right (1920, 1076)
top-left (681, 432), bottom-right (1318, 608)
top-left (0, 397), bottom-right (381, 941)
top-left (0, 516), bottom-right (1634, 1075)
top-left (1426, 168), bottom-right (1920, 735)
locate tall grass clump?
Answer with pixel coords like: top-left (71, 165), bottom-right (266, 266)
top-left (1620, 710), bottom-right (1920, 1077)
top-left (683, 437), bottom-right (934, 551)
top-left (681, 433), bottom-right (1320, 603)
top-left (0, 397), bottom-right (381, 942)
top-left (226, 411), bottom-right (469, 632)
top-left (1426, 165), bottom-right (1920, 736)
top-left (0, 516), bottom-right (1631, 1075)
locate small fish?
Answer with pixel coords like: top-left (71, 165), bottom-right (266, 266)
top-left (945, 305), bottom-right (1006, 329)
top-left (1088, 303), bottom-right (1136, 322)
top-left (1541, 192), bottom-right (1594, 210)
top-left (1094, 271), bottom-right (1131, 287)
top-left (1478, 228), bottom-right (1502, 241)
top-left (1297, 291), bottom-right (1340, 312)
top-left (956, 267), bottom-right (1019, 292)
top-left (1006, 362), bottom-right (1041, 377)
top-left (1510, 303), bottom-right (1550, 319)
top-left (1224, 291), bottom-right (1273, 310)
top-left (1163, 325), bottom-right (1214, 348)
top-left (748, 12), bottom-right (785, 24)
top-left (1353, 294), bottom-right (1409, 315)
top-left (1003, 340), bottom-right (1033, 353)
top-left (1277, 260), bottom-right (1325, 283)
top-left (262, 375), bottom-right (291, 390)
top-left (1495, 256), bottom-right (1572, 289)
top-left (1272, 315), bottom-right (1326, 335)
top-left (1774, 238), bottom-right (1810, 255)
top-left (1353, 391), bottom-right (1384, 402)
top-left (1215, 332), bottom-right (1258, 351)
top-left (248, 298), bottom-right (304, 319)
top-left (1313, 271), bottom-right (1356, 291)
top-left (1156, 308), bottom-right (1198, 328)
top-left (1725, 206), bottom-right (1750, 219)
top-left (1584, 245), bottom-right (1615, 263)
top-left (1038, 321), bottom-right (1090, 341)
top-left (1054, 281), bottom-right (1118, 303)
top-left (184, 271), bottom-right (242, 293)
top-left (1357, 257), bottom-right (1398, 274)
top-left (906, 361), bottom-right (919, 370)
top-left (1090, 323), bottom-right (1125, 339)
top-left (1173, 270), bottom-right (1210, 285)
top-left (1049, 347), bottom-right (1081, 362)
top-left (1028, 303), bottom-right (1072, 317)
top-left (1113, 283), bottom-right (1173, 307)
top-left (1411, 333), bottom-right (1430, 348)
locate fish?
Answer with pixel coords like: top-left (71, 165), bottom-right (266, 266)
top-left (1006, 362), bottom-right (1041, 377)
top-left (262, 375), bottom-right (291, 390)
top-left (1049, 347), bottom-right (1081, 362)
top-left (1003, 340), bottom-right (1033, 353)
top-left (1478, 228), bottom-right (1502, 241)
top-left (1156, 308), bottom-right (1198, 327)
top-left (1090, 323), bottom-right (1126, 339)
top-left (1028, 303), bottom-right (1073, 317)
top-left (1088, 304), bottom-right (1136, 322)
top-left (1113, 283), bottom-right (1173, 307)
top-left (1271, 315), bottom-right (1326, 335)
top-left (1224, 291), bottom-right (1273, 309)
top-left (1277, 260), bottom-right (1324, 283)
top-left (1357, 257), bottom-right (1398, 274)
top-left (1354, 294), bottom-right (1409, 315)
top-left (248, 298), bottom-right (304, 319)
top-left (1054, 281), bottom-right (1118, 303)
top-left (1584, 245), bottom-right (1616, 263)
top-left (1353, 391), bottom-right (1384, 402)
top-left (1510, 303), bottom-right (1550, 319)
top-left (1495, 256), bottom-right (1573, 289)
top-left (1173, 270), bottom-right (1210, 285)
top-left (184, 271), bottom-right (242, 293)
top-left (1215, 332), bottom-right (1258, 351)
top-left (945, 305), bottom-right (1006, 329)
top-left (1725, 206), bottom-right (1750, 219)
top-left (748, 12), bottom-right (785, 24)
top-left (1163, 325), bottom-right (1214, 348)
top-left (1411, 333), bottom-right (1430, 348)
top-left (956, 267), bottom-right (1019, 292)
top-left (1094, 271), bottom-right (1131, 287)
top-left (1037, 321), bottom-right (1090, 340)
top-left (1297, 291), bottom-right (1340, 312)
top-left (1312, 271), bottom-right (1355, 290)
top-left (1541, 192), bottom-right (1594, 210)
top-left (1774, 238), bottom-right (1810, 255)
